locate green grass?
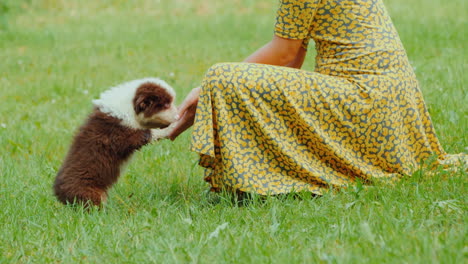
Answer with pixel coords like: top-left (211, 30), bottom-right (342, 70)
top-left (0, 0), bottom-right (466, 263)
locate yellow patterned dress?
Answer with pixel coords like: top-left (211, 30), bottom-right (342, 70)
top-left (190, 0), bottom-right (447, 195)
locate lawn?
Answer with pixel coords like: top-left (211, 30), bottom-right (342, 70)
top-left (0, 0), bottom-right (466, 263)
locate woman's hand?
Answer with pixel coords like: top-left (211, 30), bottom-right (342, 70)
top-left (168, 86), bottom-right (201, 141)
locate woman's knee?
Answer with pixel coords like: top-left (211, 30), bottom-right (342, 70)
top-left (204, 63), bottom-right (236, 78)
top-left (202, 63), bottom-right (239, 90)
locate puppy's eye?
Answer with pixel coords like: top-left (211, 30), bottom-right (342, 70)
top-left (144, 99), bottom-right (153, 106)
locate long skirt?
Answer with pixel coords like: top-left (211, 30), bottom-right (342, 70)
top-left (190, 62), bottom-right (447, 195)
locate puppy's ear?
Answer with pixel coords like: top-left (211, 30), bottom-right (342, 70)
top-left (134, 95), bottom-right (150, 115)
top-left (134, 94), bottom-right (162, 114)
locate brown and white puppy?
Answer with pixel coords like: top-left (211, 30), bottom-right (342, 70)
top-left (53, 78), bottom-right (177, 207)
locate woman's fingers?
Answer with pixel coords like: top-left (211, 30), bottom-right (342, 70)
top-left (178, 86), bottom-right (201, 114)
top-left (168, 87), bottom-right (201, 140)
top-left (168, 104), bottom-right (197, 140)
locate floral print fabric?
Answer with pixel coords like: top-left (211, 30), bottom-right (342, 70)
top-left (190, 0), bottom-right (446, 195)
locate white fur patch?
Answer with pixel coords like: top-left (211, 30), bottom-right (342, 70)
top-left (151, 123), bottom-right (177, 141)
top-left (92, 78), bottom-right (175, 129)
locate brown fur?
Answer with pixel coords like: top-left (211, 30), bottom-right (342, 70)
top-left (134, 83), bottom-right (173, 118)
top-left (53, 82), bottom-right (175, 207)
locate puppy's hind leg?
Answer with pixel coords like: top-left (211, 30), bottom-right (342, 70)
top-left (68, 187), bottom-right (107, 209)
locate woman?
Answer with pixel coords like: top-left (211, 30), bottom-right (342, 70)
top-left (168, 0), bottom-right (453, 195)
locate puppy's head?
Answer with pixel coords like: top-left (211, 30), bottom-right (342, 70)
top-left (133, 81), bottom-right (177, 129)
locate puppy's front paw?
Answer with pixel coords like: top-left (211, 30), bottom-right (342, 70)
top-left (151, 123), bottom-right (176, 141)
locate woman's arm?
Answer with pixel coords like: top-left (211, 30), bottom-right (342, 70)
top-left (244, 35), bottom-right (306, 68)
top-left (168, 35), bottom-right (307, 140)
top-left (285, 46), bottom-right (307, 69)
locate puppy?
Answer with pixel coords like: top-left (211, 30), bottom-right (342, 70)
top-left (53, 78), bottom-right (177, 207)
